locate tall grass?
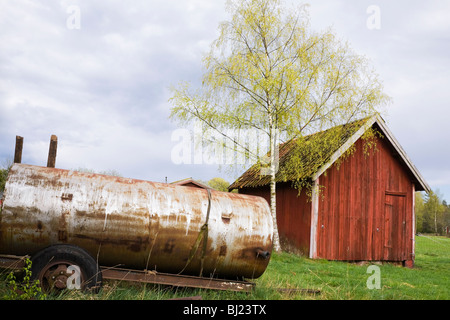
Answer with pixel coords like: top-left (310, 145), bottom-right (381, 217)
top-left (1, 235), bottom-right (449, 300)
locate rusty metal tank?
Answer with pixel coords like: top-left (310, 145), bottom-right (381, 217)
top-left (0, 164), bottom-right (273, 279)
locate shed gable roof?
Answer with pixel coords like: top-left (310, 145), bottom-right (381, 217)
top-left (171, 178), bottom-right (211, 189)
top-left (229, 115), bottom-right (430, 192)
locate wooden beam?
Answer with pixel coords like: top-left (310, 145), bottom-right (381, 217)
top-left (309, 177), bottom-right (319, 259)
top-left (0, 254), bottom-right (28, 270)
top-left (14, 136), bottom-right (23, 164)
top-left (47, 135), bottom-right (58, 168)
top-left (410, 183), bottom-right (416, 267)
top-left (101, 267), bottom-right (255, 292)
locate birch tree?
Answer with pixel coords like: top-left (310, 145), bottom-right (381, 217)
top-left (169, 0), bottom-right (390, 251)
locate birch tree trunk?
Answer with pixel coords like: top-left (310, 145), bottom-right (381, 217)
top-left (269, 118), bottom-right (281, 252)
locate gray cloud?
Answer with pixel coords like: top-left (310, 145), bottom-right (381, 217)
top-left (0, 0), bottom-right (449, 201)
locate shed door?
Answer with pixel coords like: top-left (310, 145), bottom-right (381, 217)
top-left (383, 193), bottom-right (407, 261)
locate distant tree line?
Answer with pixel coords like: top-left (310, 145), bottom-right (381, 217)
top-left (0, 168), bottom-right (8, 192)
top-left (0, 158), bottom-right (13, 193)
top-left (199, 177), bottom-right (237, 193)
top-left (416, 191), bottom-right (450, 235)
top-left (72, 167), bottom-right (122, 177)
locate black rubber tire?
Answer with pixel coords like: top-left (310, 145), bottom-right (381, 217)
top-left (31, 244), bottom-right (102, 293)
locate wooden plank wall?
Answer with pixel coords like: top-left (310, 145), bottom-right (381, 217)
top-left (240, 183), bottom-right (312, 255)
top-left (316, 134), bottom-right (414, 263)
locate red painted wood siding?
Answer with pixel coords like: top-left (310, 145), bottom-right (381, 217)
top-left (316, 134), bottom-right (414, 262)
top-left (241, 183), bottom-right (312, 255)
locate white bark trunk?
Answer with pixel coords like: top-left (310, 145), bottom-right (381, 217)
top-left (269, 122), bottom-right (281, 252)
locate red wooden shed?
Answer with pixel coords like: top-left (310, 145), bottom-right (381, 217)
top-left (229, 115), bottom-right (430, 267)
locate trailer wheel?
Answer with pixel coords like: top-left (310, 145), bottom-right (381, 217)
top-left (31, 244), bottom-right (102, 293)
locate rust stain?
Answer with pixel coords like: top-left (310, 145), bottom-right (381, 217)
top-left (58, 211), bottom-right (69, 242)
top-left (163, 239), bottom-right (176, 254)
top-left (1, 163), bottom-right (274, 279)
top-left (61, 193), bottom-right (73, 201)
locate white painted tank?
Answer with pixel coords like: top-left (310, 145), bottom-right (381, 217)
top-left (0, 164), bottom-right (273, 279)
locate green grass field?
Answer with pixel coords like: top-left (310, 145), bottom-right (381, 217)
top-left (1, 235), bottom-right (449, 300)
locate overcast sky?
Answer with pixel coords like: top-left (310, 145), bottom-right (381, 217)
top-left (1, 0), bottom-right (449, 202)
